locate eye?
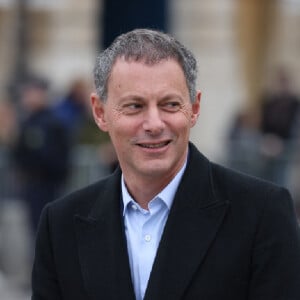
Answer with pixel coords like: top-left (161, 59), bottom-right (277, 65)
top-left (122, 102), bottom-right (143, 114)
top-left (161, 101), bottom-right (181, 112)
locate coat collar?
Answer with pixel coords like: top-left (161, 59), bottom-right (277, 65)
top-left (144, 142), bottom-right (229, 300)
top-left (74, 142), bottom-right (229, 300)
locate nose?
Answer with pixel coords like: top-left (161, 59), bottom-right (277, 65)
top-left (142, 106), bottom-right (165, 135)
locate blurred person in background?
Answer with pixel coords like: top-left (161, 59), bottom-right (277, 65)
top-left (12, 76), bottom-right (70, 234)
top-left (53, 78), bottom-right (90, 143)
top-left (227, 109), bottom-right (262, 177)
top-left (260, 67), bottom-right (300, 185)
top-left (32, 29), bottom-right (300, 300)
top-left (52, 78), bottom-right (118, 182)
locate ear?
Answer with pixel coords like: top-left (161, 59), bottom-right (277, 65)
top-left (91, 92), bottom-right (108, 132)
top-left (190, 90), bottom-right (201, 127)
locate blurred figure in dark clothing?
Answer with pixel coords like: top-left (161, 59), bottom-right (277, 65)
top-left (53, 78), bottom-right (90, 143)
top-left (260, 68), bottom-right (300, 185)
top-left (227, 109), bottom-right (262, 177)
top-left (261, 68), bottom-right (299, 140)
top-left (12, 76), bottom-right (70, 233)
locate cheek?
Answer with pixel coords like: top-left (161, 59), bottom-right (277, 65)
top-left (107, 114), bottom-right (139, 140)
top-left (166, 116), bottom-right (192, 141)
top-left (109, 109), bottom-right (123, 123)
top-left (106, 110), bottom-right (125, 133)
top-left (178, 107), bottom-right (195, 127)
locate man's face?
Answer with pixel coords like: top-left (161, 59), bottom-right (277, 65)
top-left (92, 58), bottom-right (200, 182)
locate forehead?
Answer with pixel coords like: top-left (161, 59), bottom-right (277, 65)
top-left (106, 59), bottom-right (189, 101)
top-left (108, 58), bottom-right (187, 89)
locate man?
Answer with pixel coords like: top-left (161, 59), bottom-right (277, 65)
top-left (260, 68), bottom-right (300, 185)
top-left (13, 77), bottom-right (70, 234)
top-left (32, 29), bottom-right (300, 300)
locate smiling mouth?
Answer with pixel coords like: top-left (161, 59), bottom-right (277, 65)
top-left (137, 141), bottom-right (171, 149)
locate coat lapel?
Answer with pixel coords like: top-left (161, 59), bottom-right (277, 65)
top-left (74, 170), bottom-right (136, 300)
top-left (144, 144), bottom-right (229, 300)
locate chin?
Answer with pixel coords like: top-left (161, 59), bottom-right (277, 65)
top-left (138, 163), bottom-right (173, 178)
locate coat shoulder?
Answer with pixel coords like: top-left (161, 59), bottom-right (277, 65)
top-left (47, 172), bottom-right (120, 220)
top-left (211, 162), bottom-right (283, 192)
top-left (210, 161), bottom-right (293, 211)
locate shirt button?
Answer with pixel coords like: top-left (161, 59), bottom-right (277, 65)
top-left (132, 204), bottom-right (138, 210)
top-left (144, 234), bottom-right (151, 242)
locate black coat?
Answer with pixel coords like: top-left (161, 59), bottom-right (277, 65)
top-left (32, 143), bottom-right (300, 300)
top-left (13, 108), bottom-right (70, 183)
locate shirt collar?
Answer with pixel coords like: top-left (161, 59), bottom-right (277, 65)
top-left (121, 157), bottom-right (188, 216)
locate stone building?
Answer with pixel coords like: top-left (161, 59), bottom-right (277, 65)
top-left (0, 0), bottom-right (300, 159)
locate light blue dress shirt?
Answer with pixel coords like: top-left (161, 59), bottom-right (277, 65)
top-left (122, 160), bottom-right (187, 300)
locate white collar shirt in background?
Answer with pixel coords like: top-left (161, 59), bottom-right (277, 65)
top-left (122, 159), bottom-right (187, 300)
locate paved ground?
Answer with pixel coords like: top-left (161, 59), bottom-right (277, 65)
top-left (0, 200), bottom-right (32, 300)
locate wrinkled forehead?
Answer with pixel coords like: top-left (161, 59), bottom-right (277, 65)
top-left (109, 56), bottom-right (184, 81)
top-left (106, 58), bottom-right (190, 101)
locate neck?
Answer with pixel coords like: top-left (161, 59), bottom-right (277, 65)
top-left (124, 177), bottom-right (168, 210)
top-left (122, 166), bottom-right (185, 210)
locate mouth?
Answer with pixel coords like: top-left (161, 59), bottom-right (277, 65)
top-left (137, 140), bottom-right (171, 149)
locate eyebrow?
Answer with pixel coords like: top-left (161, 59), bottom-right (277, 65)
top-left (120, 93), bottom-right (184, 102)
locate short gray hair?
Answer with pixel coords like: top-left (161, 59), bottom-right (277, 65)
top-left (93, 28), bottom-right (198, 102)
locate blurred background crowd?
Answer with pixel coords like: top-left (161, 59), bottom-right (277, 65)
top-left (0, 0), bottom-right (300, 299)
